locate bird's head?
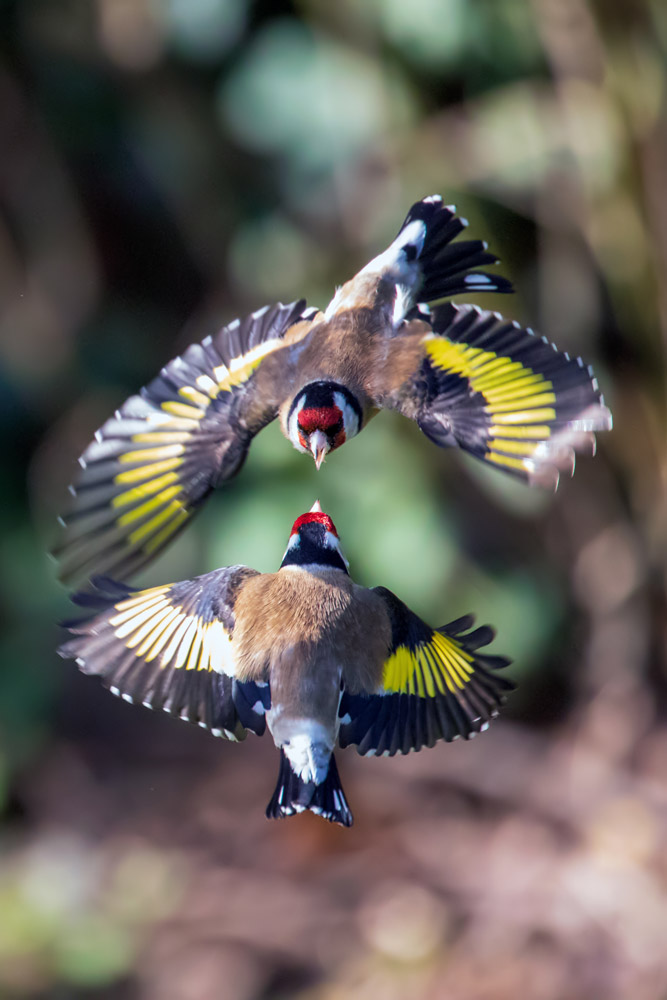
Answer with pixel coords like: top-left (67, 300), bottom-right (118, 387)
top-left (280, 500), bottom-right (349, 573)
top-left (287, 381), bottom-right (362, 469)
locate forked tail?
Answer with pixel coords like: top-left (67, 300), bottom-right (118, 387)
top-left (392, 195), bottom-right (513, 310)
top-left (266, 750), bottom-right (353, 827)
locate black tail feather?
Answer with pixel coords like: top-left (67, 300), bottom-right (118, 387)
top-left (266, 751), bottom-right (353, 827)
top-left (398, 196), bottom-right (514, 303)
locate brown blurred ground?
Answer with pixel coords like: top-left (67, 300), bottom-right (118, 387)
top-left (0, 1), bottom-right (666, 997)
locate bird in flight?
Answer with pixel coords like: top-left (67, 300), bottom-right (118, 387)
top-left (59, 502), bottom-right (513, 826)
top-left (54, 196), bottom-right (612, 584)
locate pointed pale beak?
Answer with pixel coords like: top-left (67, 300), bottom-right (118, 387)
top-left (309, 430), bottom-right (329, 470)
top-left (309, 499), bottom-right (323, 513)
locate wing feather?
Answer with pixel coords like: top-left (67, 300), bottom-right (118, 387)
top-left (54, 301), bottom-right (318, 585)
top-left (381, 303), bottom-right (612, 488)
top-left (339, 587), bottom-right (513, 756)
top-left (59, 567), bottom-right (269, 740)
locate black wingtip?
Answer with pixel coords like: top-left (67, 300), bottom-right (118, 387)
top-left (266, 751), bottom-right (353, 827)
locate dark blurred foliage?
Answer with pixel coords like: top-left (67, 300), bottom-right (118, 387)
top-left (0, 0), bottom-right (666, 996)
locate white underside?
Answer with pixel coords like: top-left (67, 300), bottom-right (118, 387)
top-left (268, 712), bottom-right (336, 786)
top-left (283, 731), bottom-right (331, 785)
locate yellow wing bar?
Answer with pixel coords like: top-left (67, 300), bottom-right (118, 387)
top-left (58, 569), bottom-right (268, 740)
top-left (339, 591), bottom-right (514, 756)
top-left (382, 630), bottom-right (475, 697)
top-left (54, 300), bottom-right (316, 585)
top-left (411, 304), bottom-right (612, 488)
top-left (107, 585), bottom-right (236, 675)
top-left (425, 336), bottom-right (557, 469)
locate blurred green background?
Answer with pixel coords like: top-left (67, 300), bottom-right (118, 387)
top-left (1, 0), bottom-right (666, 997)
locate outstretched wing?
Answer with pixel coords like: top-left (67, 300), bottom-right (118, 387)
top-left (54, 300), bottom-right (320, 585)
top-left (338, 587), bottom-right (513, 756)
top-left (383, 303), bottom-right (612, 489)
top-left (59, 567), bottom-right (270, 740)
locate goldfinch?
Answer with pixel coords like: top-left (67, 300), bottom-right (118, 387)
top-left (59, 502), bottom-right (513, 827)
top-left (54, 196), bottom-right (611, 584)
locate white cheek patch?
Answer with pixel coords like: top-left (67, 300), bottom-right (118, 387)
top-left (287, 396), bottom-right (309, 454)
top-left (282, 534), bottom-right (300, 562)
top-left (333, 391), bottom-right (360, 440)
top-left (322, 531), bottom-right (338, 550)
top-left (325, 530), bottom-right (350, 570)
